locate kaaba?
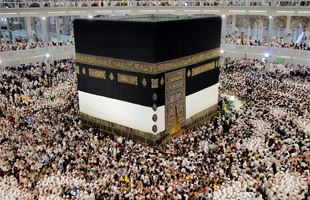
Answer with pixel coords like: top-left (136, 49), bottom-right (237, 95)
top-left (74, 15), bottom-right (221, 144)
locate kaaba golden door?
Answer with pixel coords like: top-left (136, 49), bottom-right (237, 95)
top-left (165, 69), bottom-right (186, 135)
top-left (171, 106), bottom-right (181, 135)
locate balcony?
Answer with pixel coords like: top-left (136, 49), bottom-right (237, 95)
top-left (0, 0), bottom-right (309, 8)
top-left (0, 45), bottom-right (75, 67)
top-left (223, 44), bottom-right (310, 66)
top-left (0, 44), bottom-right (309, 68)
top-left (0, 0), bottom-right (309, 17)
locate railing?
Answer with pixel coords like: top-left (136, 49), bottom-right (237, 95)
top-left (223, 44), bottom-right (310, 66)
top-left (0, 0), bottom-right (309, 8)
top-left (0, 45), bottom-right (75, 67)
top-left (0, 44), bottom-right (309, 69)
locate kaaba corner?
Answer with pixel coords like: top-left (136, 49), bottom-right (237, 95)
top-left (74, 15), bottom-right (222, 144)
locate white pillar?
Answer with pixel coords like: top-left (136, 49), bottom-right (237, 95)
top-left (221, 15), bottom-right (227, 48)
top-left (69, 16), bottom-right (74, 42)
top-left (2, 30), bottom-right (7, 44)
top-left (7, 18), bottom-right (13, 44)
top-left (55, 16), bottom-right (61, 42)
top-left (267, 16), bottom-right (274, 48)
top-left (232, 15), bottom-right (236, 34)
top-left (41, 17), bottom-right (49, 49)
top-left (26, 17), bottom-right (33, 43)
top-left (62, 16), bottom-right (71, 36)
top-left (11, 32), bottom-right (16, 45)
top-left (247, 26), bottom-right (251, 38)
top-left (17, 17), bottom-right (21, 28)
top-left (258, 27), bottom-right (263, 41)
top-left (285, 15), bottom-right (291, 42)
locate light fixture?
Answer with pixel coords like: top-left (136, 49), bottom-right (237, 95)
top-left (203, 10), bottom-right (220, 13)
top-left (139, 10), bottom-right (156, 13)
top-left (0, 60), bottom-right (2, 64)
top-left (222, 14), bottom-right (226, 18)
top-left (42, 16), bottom-right (46, 20)
top-left (298, 11), bottom-right (310, 14)
top-left (45, 53), bottom-right (50, 58)
top-left (88, 15), bottom-right (93, 19)
top-left (0, 13), bottom-right (17, 15)
top-left (20, 12), bottom-right (38, 15)
top-left (269, 16), bottom-right (272, 19)
top-left (47, 11), bottom-right (66, 14)
top-left (184, 10), bottom-right (200, 12)
top-left (264, 52), bottom-right (270, 58)
top-left (248, 10), bottom-right (267, 13)
top-left (94, 10), bottom-right (112, 13)
top-left (276, 10), bottom-right (294, 13)
top-left (220, 49), bottom-right (224, 54)
top-left (228, 10), bottom-right (246, 13)
top-left (158, 10), bottom-right (176, 12)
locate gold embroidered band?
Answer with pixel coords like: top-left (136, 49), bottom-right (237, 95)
top-left (88, 68), bottom-right (106, 79)
top-left (191, 61), bottom-right (216, 77)
top-left (76, 48), bottom-right (220, 74)
top-left (117, 73), bottom-right (138, 85)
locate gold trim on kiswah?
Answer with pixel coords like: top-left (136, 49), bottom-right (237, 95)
top-left (117, 73), bottom-right (138, 85)
top-left (88, 68), bottom-right (106, 79)
top-left (191, 61), bottom-right (216, 77)
top-left (142, 78), bottom-right (147, 86)
top-left (109, 73), bottom-right (114, 80)
top-left (82, 67), bottom-right (86, 75)
top-left (76, 48), bottom-right (220, 74)
top-left (151, 79), bottom-right (159, 89)
top-left (76, 65), bottom-right (80, 74)
top-left (165, 68), bottom-right (186, 132)
top-left (166, 71), bottom-right (184, 84)
top-left (160, 77), bottom-right (164, 85)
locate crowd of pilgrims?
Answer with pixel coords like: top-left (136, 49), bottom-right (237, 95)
top-left (0, 41), bottom-right (74, 52)
top-left (0, 58), bottom-right (309, 199)
top-left (1, 37), bottom-right (309, 53)
top-left (6, 0), bottom-right (310, 7)
top-left (225, 35), bottom-right (310, 50)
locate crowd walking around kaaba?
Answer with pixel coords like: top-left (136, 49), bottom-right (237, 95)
top-left (0, 41), bottom-right (74, 52)
top-left (225, 35), bottom-right (310, 51)
top-left (0, 58), bottom-right (309, 199)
